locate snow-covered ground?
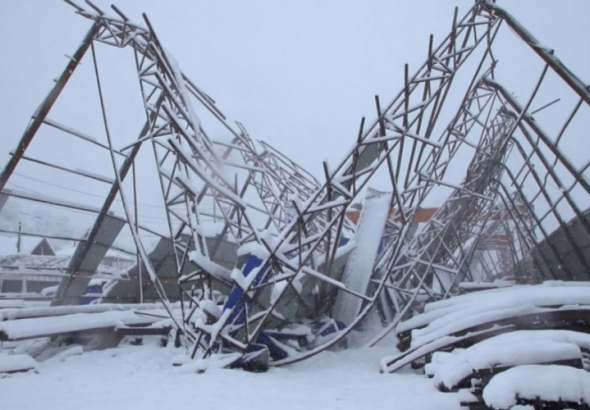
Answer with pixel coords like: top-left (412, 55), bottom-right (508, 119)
top-left (1, 338), bottom-right (461, 410)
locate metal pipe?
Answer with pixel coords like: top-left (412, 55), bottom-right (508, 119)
top-left (0, 22), bottom-right (100, 194)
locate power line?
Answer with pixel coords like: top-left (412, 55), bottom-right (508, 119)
top-left (7, 182), bottom-right (170, 224)
top-left (12, 172), bottom-right (166, 210)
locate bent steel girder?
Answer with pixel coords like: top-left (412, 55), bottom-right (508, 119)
top-left (377, 12), bottom-right (590, 362)
top-left (216, 125), bottom-right (323, 234)
top-left (83, 0), bottom-right (590, 373)
top-left (52, 2), bottom-right (287, 343)
top-left (17, 0), bottom-right (585, 371)
top-left (482, 78), bottom-right (590, 283)
top-left (472, 190), bottom-right (537, 282)
top-left (481, 1), bottom-right (590, 107)
top-left (376, 61), bottom-right (590, 350)
top-left (188, 3), bottom-right (503, 366)
top-left (370, 100), bottom-right (517, 345)
top-left (257, 140), bottom-right (321, 202)
top-left (366, 73), bottom-right (501, 319)
top-left (61, 1), bottom-right (350, 351)
top-left (0, 14), bottom-right (179, 311)
top-left (373, 0), bottom-right (590, 358)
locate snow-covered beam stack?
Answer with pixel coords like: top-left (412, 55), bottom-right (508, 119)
top-left (382, 282), bottom-right (590, 409)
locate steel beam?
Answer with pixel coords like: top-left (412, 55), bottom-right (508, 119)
top-left (482, 1), bottom-right (590, 107)
top-left (0, 22), bottom-right (100, 193)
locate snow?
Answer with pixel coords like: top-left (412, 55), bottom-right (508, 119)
top-left (162, 48), bottom-right (205, 137)
top-left (482, 365), bottom-right (590, 409)
top-left (0, 300), bottom-right (50, 309)
top-left (188, 250), bottom-right (232, 282)
top-left (457, 388), bottom-right (478, 404)
top-left (383, 283), bottom-right (590, 373)
top-left (0, 309), bottom-right (173, 340)
top-left (237, 242), bottom-right (270, 259)
top-left (40, 285), bottom-right (58, 296)
top-left (397, 283), bottom-right (590, 337)
top-left (381, 326), bottom-right (512, 374)
top-left (72, 168), bottom-right (114, 184)
top-left (408, 304), bottom-right (590, 353)
top-left (0, 354), bottom-right (37, 373)
top-left (542, 280), bottom-right (590, 287)
top-left (53, 246), bottom-right (76, 257)
top-left (44, 346), bottom-right (83, 364)
top-left (230, 265), bottom-right (263, 291)
top-left (333, 190), bottom-right (391, 326)
top-left (0, 341), bottom-right (463, 410)
top-left (426, 329), bottom-right (590, 389)
top-left (0, 302), bottom-right (167, 321)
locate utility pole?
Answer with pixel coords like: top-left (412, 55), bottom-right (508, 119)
top-left (17, 222), bottom-right (22, 253)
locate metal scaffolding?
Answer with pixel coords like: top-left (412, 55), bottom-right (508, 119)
top-left (0, 0), bottom-right (588, 370)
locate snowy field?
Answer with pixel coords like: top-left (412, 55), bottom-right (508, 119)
top-left (1, 338), bottom-right (461, 410)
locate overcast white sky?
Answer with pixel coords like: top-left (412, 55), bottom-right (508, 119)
top-left (1, 0), bottom-right (589, 177)
top-left (0, 0), bottom-right (589, 245)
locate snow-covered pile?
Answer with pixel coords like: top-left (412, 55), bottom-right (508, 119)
top-left (0, 308), bottom-right (176, 341)
top-left (396, 282), bottom-right (590, 351)
top-left (381, 326), bottom-right (513, 374)
top-left (381, 282), bottom-right (590, 374)
top-left (0, 354), bottom-right (37, 373)
top-left (0, 300), bottom-right (49, 309)
top-left (425, 330), bottom-right (590, 390)
top-left (0, 302), bottom-right (168, 321)
top-left (482, 365), bottom-right (590, 409)
top-left (380, 281), bottom-right (590, 410)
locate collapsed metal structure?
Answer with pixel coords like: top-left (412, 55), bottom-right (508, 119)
top-left (1, 0), bottom-right (589, 370)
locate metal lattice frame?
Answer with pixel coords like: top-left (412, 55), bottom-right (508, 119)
top-left (189, 0), bottom-right (590, 365)
top-left (1, 0), bottom-right (589, 370)
top-left (370, 99), bottom-right (517, 343)
top-left (186, 2), bottom-right (506, 365)
top-left (372, 2), bottom-right (590, 354)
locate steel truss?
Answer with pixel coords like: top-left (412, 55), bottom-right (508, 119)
top-left (1, 0), bottom-right (589, 370)
top-left (187, 0), bottom-right (590, 365)
top-left (185, 1), bottom-right (507, 365)
top-left (0, 1), bottom-right (324, 330)
top-left (370, 2), bottom-right (590, 351)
